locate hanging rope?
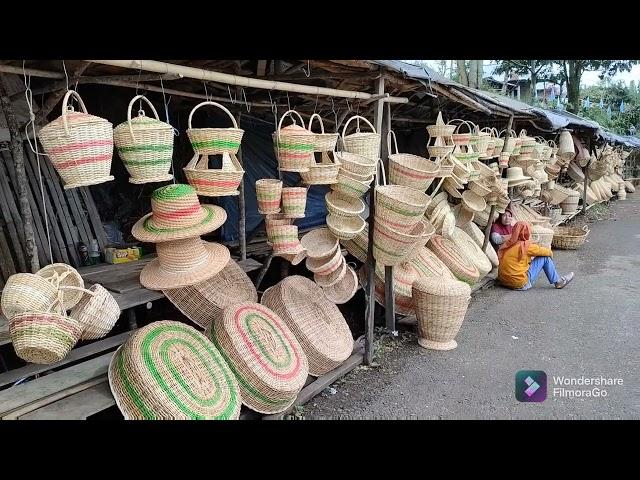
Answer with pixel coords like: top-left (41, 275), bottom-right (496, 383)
top-left (160, 76), bottom-right (178, 184)
top-left (23, 61), bottom-right (53, 264)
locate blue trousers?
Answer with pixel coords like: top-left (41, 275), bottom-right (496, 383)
top-left (517, 256), bottom-right (561, 290)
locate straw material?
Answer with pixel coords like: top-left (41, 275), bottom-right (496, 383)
top-left (70, 284), bottom-right (121, 340)
top-left (552, 225), bottom-right (590, 250)
top-left (450, 227), bottom-right (492, 278)
top-left (375, 261), bottom-right (418, 297)
top-left (413, 277), bottom-right (471, 351)
top-left (461, 190), bottom-right (487, 213)
top-left (306, 246), bottom-right (343, 275)
top-left (108, 321), bottom-right (240, 420)
top-left (531, 225), bottom-right (554, 249)
top-left (114, 95), bottom-right (174, 184)
top-left (163, 259), bottom-right (257, 330)
top-left (277, 249), bottom-right (308, 266)
top-left (36, 263), bottom-right (85, 311)
top-left (140, 239), bottom-right (230, 290)
top-left (326, 214), bottom-right (365, 241)
top-left (308, 114), bottom-right (339, 152)
top-left (375, 185), bottom-right (429, 229)
top-left (186, 101), bottom-right (243, 155)
top-left (325, 191), bottom-right (365, 217)
top-left (331, 172), bottom-right (372, 198)
top-left (373, 219), bottom-right (425, 266)
top-left (1, 273), bottom-right (60, 320)
top-left (273, 111), bottom-right (314, 172)
top-left (38, 90), bottom-right (114, 189)
top-left (300, 227), bottom-right (339, 259)
top-left (342, 115), bottom-right (381, 160)
top-left (206, 303), bottom-right (308, 414)
top-left (427, 234), bottom-right (480, 285)
top-left (314, 257), bottom-right (347, 288)
top-left (409, 246), bottom-right (456, 282)
top-left (265, 213), bottom-right (294, 230)
top-left (558, 130), bottom-right (575, 161)
top-left (322, 265), bottom-right (359, 304)
top-left (389, 154), bottom-right (439, 191)
top-left (10, 312), bottom-right (83, 364)
top-left (131, 184), bottom-right (227, 243)
top-left (261, 276), bottom-right (354, 376)
top-left (184, 152), bottom-right (244, 197)
top-left (281, 187), bottom-right (307, 218)
top-left (300, 152), bottom-right (340, 185)
top-left (268, 224), bottom-right (303, 254)
top-left (453, 203), bottom-right (475, 227)
top-left (341, 228), bottom-right (369, 263)
top-left (256, 179), bottom-right (283, 214)
top-left (335, 151), bottom-right (378, 176)
top-left (459, 221), bottom-right (499, 267)
top-left (358, 266), bottom-right (414, 316)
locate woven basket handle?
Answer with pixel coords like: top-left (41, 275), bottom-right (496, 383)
top-left (188, 101), bottom-right (238, 130)
top-left (342, 115), bottom-right (377, 137)
top-left (59, 285), bottom-right (96, 296)
top-left (61, 90), bottom-right (89, 136)
top-left (127, 95), bottom-right (160, 142)
top-left (386, 130), bottom-right (399, 155)
top-left (518, 129), bottom-right (529, 138)
top-left (448, 119), bottom-right (473, 134)
top-left (307, 113), bottom-right (325, 134)
top-left (480, 127), bottom-right (493, 136)
top-left (277, 109), bottom-right (306, 133)
top-left (582, 225), bottom-right (590, 235)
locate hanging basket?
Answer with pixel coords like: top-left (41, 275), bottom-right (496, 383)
top-left (38, 90), bottom-right (114, 189)
top-left (69, 284), bottom-right (121, 340)
top-left (427, 112), bottom-right (456, 138)
top-left (335, 151), bottom-right (377, 176)
top-left (36, 263), bottom-right (85, 311)
top-left (387, 130), bottom-right (439, 191)
top-left (184, 151), bottom-right (244, 197)
top-left (281, 187), bottom-right (307, 218)
top-left (300, 151), bottom-right (341, 185)
top-left (114, 95), bottom-right (175, 184)
top-left (256, 179), bottom-right (283, 214)
top-left (326, 214), bottom-right (366, 241)
top-left (375, 184), bottom-right (430, 229)
top-left (448, 119), bottom-right (472, 146)
top-left (322, 265), bottom-right (359, 304)
top-left (308, 113), bottom-right (339, 152)
top-left (187, 101), bottom-right (243, 155)
top-left (273, 110), bottom-right (314, 172)
top-left (330, 172), bottom-right (372, 198)
top-left (342, 114), bottom-right (381, 161)
top-left (305, 245), bottom-right (343, 275)
top-left (300, 227), bottom-right (339, 259)
top-left (373, 220), bottom-right (425, 266)
top-left (558, 129), bottom-right (576, 161)
top-left (325, 191), bottom-right (365, 217)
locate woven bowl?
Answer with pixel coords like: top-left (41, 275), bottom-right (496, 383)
top-left (326, 214), bottom-right (366, 241)
top-left (300, 227), bottom-right (339, 259)
top-left (322, 265), bottom-right (359, 305)
top-left (325, 191), bottom-right (365, 217)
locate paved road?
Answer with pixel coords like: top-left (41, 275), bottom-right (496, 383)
top-left (303, 195), bottom-right (640, 419)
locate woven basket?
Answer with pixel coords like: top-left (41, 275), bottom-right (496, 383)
top-left (273, 110), bottom-right (314, 172)
top-left (163, 259), bottom-right (257, 330)
top-left (300, 227), bottom-right (339, 259)
top-left (468, 180), bottom-right (492, 197)
top-left (340, 168), bottom-right (375, 183)
top-left (325, 191), bottom-right (365, 217)
top-left (531, 225), bottom-right (554, 249)
top-left (184, 151), bottom-right (244, 197)
top-left (375, 185), bottom-right (429, 229)
top-left (314, 257), bottom-right (347, 288)
top-left (265, 213), bottom-right (294, 229)
top-left (559, 191), bottom-right (580, 214)
top-left (261, 276), bottom-right (354, 376)
top-left (326, 214), bottom-right (365, 241)
top-left (1, 273), bottom-right (59, 320)
top-left (459, 221), bottom-right (499, 267)
top-left (10, 312), bottom-right (83, 364)
top-left (38, 90), bottom-right (114, 189)
top-left (256, 179), bottom-right (283, 214)
top-left (69, 284), bottom-right (120, 340)
top-left (450, 227), bottom-right (492, 278)
top-left (359, 266), bottom-right (415, 316)
top-left (308, 113), bottom-right (339, 152)
top-left (387, 130), bottom-right (439, 191)
top-left (341, 227), bottom-right (369, 263)
top-left (427, 234), bottom-right (480, 285)
top-left (448, 119), bottom-right (472, 146)
top-left (413, 277), bottom-right (471, 351)
top-left (331, 172), bottom-right (372, 198)
top-left (558, 129), bottom-right (575, 161)
top-left (374, 261), bottom-right (418, 298)
top-left (36, 263), bottom-right (85, 311)
top-left (305, 245), bottom-right (343, 275)
top-left (206, 302), bottom-right (308, 414)
top-left (301, 152), bottom-right (340, 185)
top-left (342, 115), bottom-right (380, 160)
top-left (335, 151), bottom-right (377, 177)
top-left (373, 219), bottom-right (425, 266)
top-left (281, 187), bottom-right (307, 218)
top-left (114, 95), bottom-right (175, 184)
top-left (267, 224), bottom-right (302, 254)
top-left (109, 321), bottom-right (241, 420)
top-left (427, 135), bottom-right (455, 158)
top-left (322, 265), bottom-right (359, 305)
top-left (552, 225), bottom-right (589, 250)
top-left (187, 101), bottom-right (243, 155)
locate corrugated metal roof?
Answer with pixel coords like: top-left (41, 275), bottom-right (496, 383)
top-left (371, 60), bottom-right (456, 86)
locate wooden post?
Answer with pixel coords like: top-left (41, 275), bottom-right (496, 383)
top-left (235, 109), bottom-right (247, 260)
top-left (582, 135), bottom-right (592, 216)
top-left (381, 103), bottom-right (395, 333)
top-left (364, 76), bottom-right (385, 365)
top-left (0, 74), bottom-right (39, 272)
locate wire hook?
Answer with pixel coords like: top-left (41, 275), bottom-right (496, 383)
top-left (301, 60), bottom-right (311, 78)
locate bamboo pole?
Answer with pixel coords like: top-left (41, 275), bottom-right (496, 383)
top-left (86, 60), bottom-right (409, 104)
top-left (0, 74), bottom-right (39, 272)
top-left (382, 102), bottom-right (395, 334)
top-left (236, 108), bottom-right (247, 261)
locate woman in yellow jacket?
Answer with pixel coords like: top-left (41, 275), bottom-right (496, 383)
top-left (497, 221), bottom-right (574, 290)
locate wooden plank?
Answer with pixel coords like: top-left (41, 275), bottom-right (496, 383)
top-left (19, 381), bottom-right (114, 420)
top-left (78, 187), bottom-right (108, 251)
top-left (25, 146), bottom-right (79, 266)
top-left (0, 330), bottom-right (131, 389)
top-left (101, 276), bottom-right (143, 294)
top-left (66, 189), bottom-right (93, 248)
top-left (111, 288), bottom-right (165, 311)
top-left (263, 352), bottom-right (364, 420)
top-left (0, 352), bottom-right (113, 418)
top-left (0, 158), bottom-right (27, 271)
top-left (2, 150), bottom-right (49, 266)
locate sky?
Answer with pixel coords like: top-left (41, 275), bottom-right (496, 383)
top-left (415, 60), bottom-right (640, 87)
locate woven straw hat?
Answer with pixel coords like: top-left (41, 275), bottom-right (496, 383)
top-left (140, 238), bottom-right (230, 290)
top-left (413, 276), bottom-right (471, 351)
top-left (132, 184), bottom-right (227, 243)
top-left (505, 167), bottom-right (531, 186)
top-left (261, 276), bottom-right (353, 377)
top-left (108, 320), bottom-right (241, 420)
top-left (163, 259), bottom-right (257, 330)
top-left (206, 303), bottom-right (308, 414)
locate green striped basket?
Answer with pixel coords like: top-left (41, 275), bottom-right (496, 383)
top-left (186, 101), bottom-right (244, 155)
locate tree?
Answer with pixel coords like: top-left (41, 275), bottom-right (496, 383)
top-left (493, 60), bottom-right (554, 102)
top-left (456, 60), bottom-right (483, 88)
top-left (557, 60), bottom-right (639, 113)
top-left (580, 79), bottom-right (640, 135)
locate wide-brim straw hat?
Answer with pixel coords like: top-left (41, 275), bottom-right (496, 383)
top-left (132, 184), bottom-right (227, 243)
top-left (163, 258), bottom-right (257, 330)
top-left (108, 321), bottom-right (241, 420)
top-left (506, 167), bottom-right (531, 186)
top-left (206, 302), bottom-right (309, 414)
top-left (140, 239), bottom-right (230, 290)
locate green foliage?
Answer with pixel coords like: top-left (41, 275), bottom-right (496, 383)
top-left (579, 80), bottom-right (640, 135)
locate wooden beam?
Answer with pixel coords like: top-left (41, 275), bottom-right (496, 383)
top-left (34, 62), bottom-right (89, 125)
top-left (257, 60), bottom-right (267, 77)
top-left (0, 74), bottom-right (38, 272)
top-left (0, 64), bottom-right (64, 79)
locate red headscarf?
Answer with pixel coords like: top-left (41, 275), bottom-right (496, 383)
top-left (498, 221), bottom-right (532, 261)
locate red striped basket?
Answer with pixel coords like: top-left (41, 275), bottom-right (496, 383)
top-left (281, 187), bottom-right (307, 218)
top-left (38, 90), bottom-right (114, 189)
top-left (273, 110), bottom-right (314, 172)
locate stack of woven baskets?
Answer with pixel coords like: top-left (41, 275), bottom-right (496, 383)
top-left (301, 113), bottom-right (340, 185)
top-left (1, 263), bottom-right (120, 364)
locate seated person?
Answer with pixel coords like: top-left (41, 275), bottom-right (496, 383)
top-left (490, 208), bottom-right (514, 250)
top-left (497, 221), bottom-right (574, 290)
